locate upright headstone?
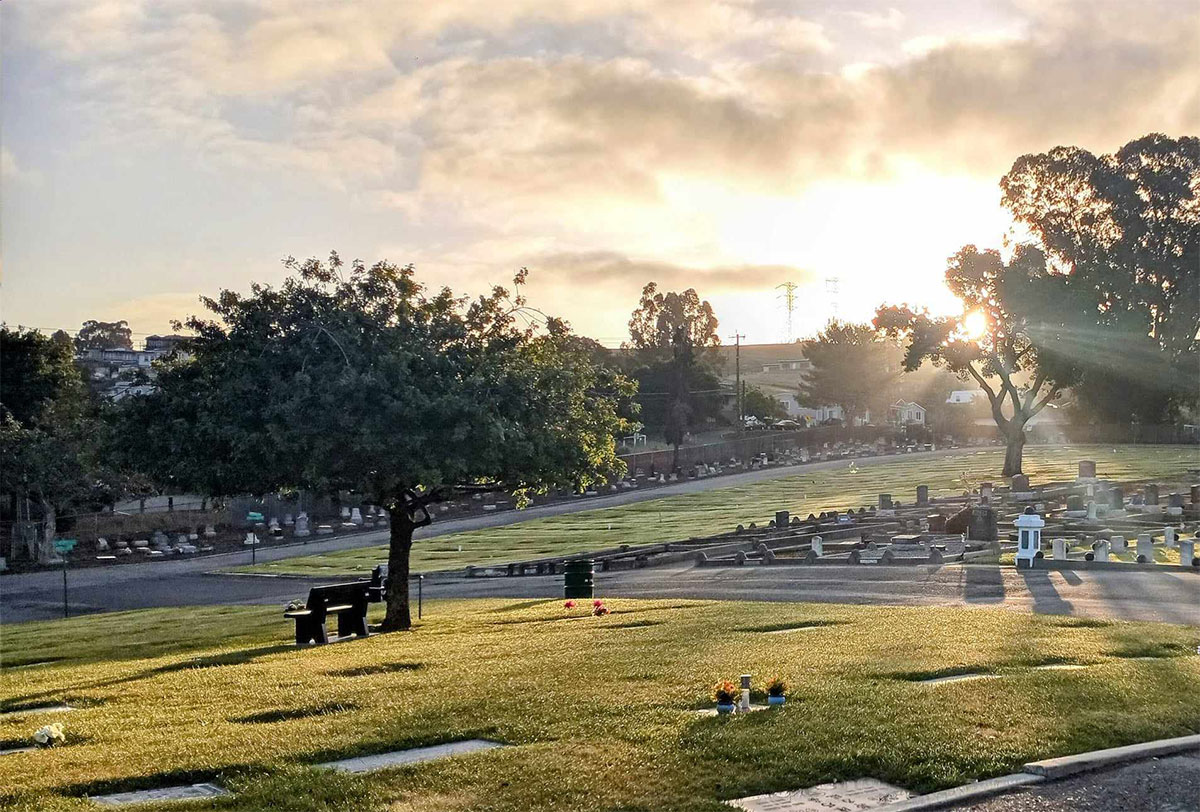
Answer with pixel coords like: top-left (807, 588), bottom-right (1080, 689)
top-left (1163, 527), bottom-right (1177, 548)
top-left (1136, 534), bottom-right (1154, 563)
top-left (283, 514), bottom-right (294, 526)
top-left (1109, 488), bottom-right (1124, 511)
top-left (916, 485), bottom-right (929, 507)
top-left (203, 524), bottom-right (217, 538)
top-left (1095, 540), bottom-right (1110, 562)
top-left (811, 535), bottom-right (824, 557)
top-left (775, 510), bottom-right (789, 528)
top-left (1110, 535), bottom-right (1127, 553)
top-left (1191, 484), bottom-right (1200, 505)
top-left (1180, 539), bottom-right (1196, 566)
top-left (980, 482), bottom-right (993, 503)
top-left (967, 506), bottom-right (998, 541)
top-left (1086, 501), bottom-right (1098, 521)
top-left (1011, 474), bottom-right (1031, 499)
top-left (1167, 492), bottom-right (1184, 516)
top-left (294, 513), bottom-right (311, 537)
top-left (350, 508), bottom-right (364, 526)
top-left (1066, 495), bottom-right (1086, 513)
top-left (1143, 484), bottom-right (1160, 505)
top-left (1077, 460), bottom-right (1097, 480)
top-left (1052, 538), bottom-right (1067, 560)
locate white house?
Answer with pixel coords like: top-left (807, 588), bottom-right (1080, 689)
top-left (888, 400), bottom-right (927, 426)
top-left (946, 390), bottom-right (980, 404)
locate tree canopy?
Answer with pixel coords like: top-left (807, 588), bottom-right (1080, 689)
top-left (74, 320), bottom-right (134, 352)
top-left (120, 253), bottom-right (635, 630)
top-left (875, 245), bottom-right (1088, 475)
top-left (797, 321), bottom-right (901, 428)
top-left (1000, 133), bottom-right (1199, 422)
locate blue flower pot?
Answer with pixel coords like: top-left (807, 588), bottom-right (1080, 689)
top-left (716, 703), bottom-right (735, 715)
top-left (768, 695), bottom-right (786, 706)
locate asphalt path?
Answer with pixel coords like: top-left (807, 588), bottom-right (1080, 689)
top-left (4, 561), bottom-right (1197, 626)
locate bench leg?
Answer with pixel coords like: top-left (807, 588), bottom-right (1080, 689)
top-left (337, 609), bottom-right (369, 639)
top-left (313, 621), bottom-right (328, 645)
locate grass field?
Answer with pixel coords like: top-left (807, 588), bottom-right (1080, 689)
top-left (1, 600), bottom-right (1198, 811)
top-left (243, 445), bottom-right (1199, 577)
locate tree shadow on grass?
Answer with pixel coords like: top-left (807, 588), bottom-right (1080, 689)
top-left (326, 662), bottom-right (423, 678)
top-left (230, 702), bottom-right (359, 725)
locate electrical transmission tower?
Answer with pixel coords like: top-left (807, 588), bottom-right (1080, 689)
top-left (776, 282), bottom-right (799, 342)
top-left (825, 276), bottom-right (840, 322)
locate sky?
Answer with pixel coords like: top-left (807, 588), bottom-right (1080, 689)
top-left (3, 1), bottom-right (1198, 346)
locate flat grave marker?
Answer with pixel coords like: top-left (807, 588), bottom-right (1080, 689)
top-left (731, 778), bottom-right (913, 812)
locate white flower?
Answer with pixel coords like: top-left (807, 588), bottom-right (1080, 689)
top-left (32, 723), bottom-right (65, 747)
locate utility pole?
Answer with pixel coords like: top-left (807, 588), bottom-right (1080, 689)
top-left (776, 283), bottom-right (799, 342)
top-left (825, 276), bottom-right (841, 322)
top-left (730, 333), bottom-right (745, 424)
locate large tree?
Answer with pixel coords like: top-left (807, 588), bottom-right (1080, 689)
top-left (74, 319), bottom-right (134, 352)
top-left (123, 254), bottom-right (634, 631)
top-left (0, 328), bottom-right (108, 560)
top-left (1000, 134), bottom-right (1199, 421)
top-left (624, 283), bottom-right (721, 467)
top-left (876, 245), bottom-right (1087, 476)
top-left (796, 321), bottom-right (902, 428)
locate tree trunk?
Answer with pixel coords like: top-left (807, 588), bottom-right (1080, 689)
top-left (380, 509), bottom-right (415, 632)
top-left (1002, 428), bottom-right (1026, 477)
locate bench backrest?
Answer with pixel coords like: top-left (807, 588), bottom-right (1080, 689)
top-left (306, 582), bottom-right (371, 613)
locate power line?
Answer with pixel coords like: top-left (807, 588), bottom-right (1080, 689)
top-left (776, 282), bottom-right (799, 342)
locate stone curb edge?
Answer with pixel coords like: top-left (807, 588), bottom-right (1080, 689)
top-left (871, 734), bottom-right (1200, 812)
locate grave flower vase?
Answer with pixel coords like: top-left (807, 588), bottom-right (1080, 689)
top-left (768, 694), bottom-right (786, 706)
top-left (716, 703), bottom-right (735, 715)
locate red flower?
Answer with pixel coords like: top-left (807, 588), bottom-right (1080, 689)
top-left (593, 599), bottom-right (604, 607)
top-left (564, 600), bottom-right (576, 609)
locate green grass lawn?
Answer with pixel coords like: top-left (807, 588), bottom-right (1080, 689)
top-left (242, 445), bottom-right (1199, 577)
top-left (2, 600), bottom-right (1198, 811)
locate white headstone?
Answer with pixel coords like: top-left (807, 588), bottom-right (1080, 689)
top-left (294, 514), bottom-right (311, 537)
top-left (811, 535), bottom-right (823, 557)
top-left (340, 506), bottom-right (351, 519)
top-left (203, 524), bottom-right (217, 538)
top-left (1052, 538), bottom-right (1067, 560)
top-left (243, 532), bottom-right (258, 546)
top-left (1179, 539), bottom-right (1195, 565)
top-left (1164, 527), bottom-right (1177, 548)
top-left (1137, 534), bottom-right (1154, 562)
top-left (1095, 540), bottom-right (1110, 562)
top-left (1111, 535), bottom-right (1126, 553)
top-left (350, 508), bottom-right (364, 525)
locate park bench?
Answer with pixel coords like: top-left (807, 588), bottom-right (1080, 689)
top-left (285, 573), bottom-right (385, 646)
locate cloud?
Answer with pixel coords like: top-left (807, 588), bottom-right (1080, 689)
top-left (846, 7), bottom-right (905, 32)
top-left (1, 148), bottom-right (41, 186)
top-left (532, 250), bottom-right (815, 291)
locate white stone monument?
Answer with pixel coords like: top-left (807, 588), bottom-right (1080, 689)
top-left (1164, 527), bottom-right (1177, 548)
top-left (1179, 539), bottom-right (1195, 566)
top-left (1136, 534), bottom-right (1155, 563)
top-left (1111, 535), bottom-right (1126, 553)
top-left (1014, 508), bottom-right (1044, 568)
top-left (1095, 540), bottom-right (1110, 562)
top-left (811, 535), bottom-right (824, 557)
top-left (350, 507), bottom-right (364, 526)
top-left (294, 513), bottom-right (311, 537)
top-left (1052, 538), bottom-right (1067, 560)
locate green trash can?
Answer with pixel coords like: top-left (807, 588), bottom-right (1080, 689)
top-left (563, 559), bottom-right (594, 599)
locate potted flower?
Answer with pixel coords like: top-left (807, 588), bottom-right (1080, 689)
top-left (712, 680), bottom-right (739, 714)
top-left (765, 676), bottom-right (788, 706)
top-left (591, 601), bottom-right (610, 616)
top-left (32, 723), bottom-right (65, 748)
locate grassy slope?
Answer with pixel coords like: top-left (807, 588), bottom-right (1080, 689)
top-left (2, 600), bottom-right (1199, 811)
top-left (244, 445), bottom-right (1199, 576)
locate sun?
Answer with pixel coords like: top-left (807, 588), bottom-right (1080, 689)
top-left (963, 310), bottom-right (987, 339)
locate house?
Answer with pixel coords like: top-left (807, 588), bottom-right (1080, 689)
top-left (946, 390), bottom-right (980, 404)
top-left (760, 359), bottom-right (809, 373)
top-left (888, 400), bottom-right (927, 426)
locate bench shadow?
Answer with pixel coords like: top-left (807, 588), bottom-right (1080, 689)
top-left (1016, 568), bottom-right (1074, 616)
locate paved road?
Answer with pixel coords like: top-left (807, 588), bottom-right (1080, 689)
top-left (1, 446), bottom-right (986, 623)
top-left (949, 751), bottom-right (1200, 811)
top-left (5, 561), bottom-right (1197, 626)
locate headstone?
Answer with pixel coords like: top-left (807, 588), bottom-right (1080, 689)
top-left (294, 514), bottom-right (311, 537)
top-left (811, 536), bottom-right (823, 557)
top-left (1086, 501), bottom-right (1098, 521)
top-left (1052, 538), bottom-right (1067, 560)
top-left (1111, 535), bottom-right (1126, 553)
top-left (1167, 492), bottom-right (1184, 516)
top-left (878, 494), bottom-right (893, 510)
top-left (1065, 495), bottom-right (1086, 515)
top-left (283, 513), bottom-right (294, 526)
top-left (980, 482), bottom-right (993, 502)
top-left (1136, 534), bottom-right (1154, 563)
top-left (1143, 484), bottom-right (1160, 505)
top-left (350, 508), bottom-right (364, 525)
top-left (916, 485), bottom-right (929, 506)
top-left (1095, 540), bottom-right (1110, 562)
top-left (1164, 527), bottom-right (1176, 548)
top-left (1192, 484), bottom-right (1200, 505)
top-left (203, 524), bottom-right (217, 538)
top-left (927, 514), bottom-right (947, 533)
top-left (775, 510), bottom-right (789, 528)
top-left (730, 778), bottom-right (912, 812)
top-left (340, 506), bottom-right (351, 519)
top-left (967, 506), bottom-right (998, 541)
top-left (1179, 539), bottom-right (1195, 566)
top-left (1010, 474), bottom-right (1031, 499)
top-left (1077, 460), bottom-right (1097, 480)
top-left (1109, 487), bottom-right (1124, 510)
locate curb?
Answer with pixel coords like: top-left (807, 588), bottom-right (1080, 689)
top-left (872, 734), bottom-right (1200, 811)
top-left (1022, 733), bottom-right (1200, 780)
top-left (873, 773), bottom-right (1044, 812)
